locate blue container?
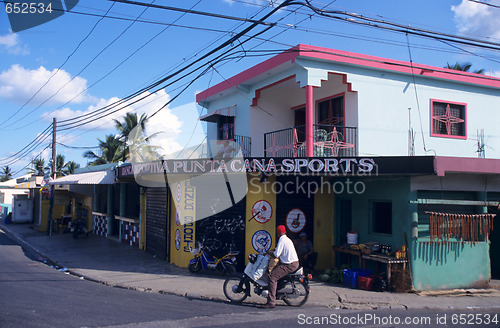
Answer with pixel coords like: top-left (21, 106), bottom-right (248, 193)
top-left (342, 269), bottom-right (372, 288)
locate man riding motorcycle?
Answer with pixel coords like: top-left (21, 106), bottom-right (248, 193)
top-left (260, 225), bottom-right (299, 309)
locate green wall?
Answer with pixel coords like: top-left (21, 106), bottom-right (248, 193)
top-left (411, 241), bottom-right (490, 290)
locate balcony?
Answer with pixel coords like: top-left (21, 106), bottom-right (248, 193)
top-left (264, 125), bottom-right (357, 157)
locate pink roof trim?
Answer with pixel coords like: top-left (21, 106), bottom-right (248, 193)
top-left (434, 156), bottom-right (500, 176)
top-left (196, 44), bottom-right (500, 104)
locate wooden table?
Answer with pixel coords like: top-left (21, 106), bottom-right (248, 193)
top-left (332, 245), bottom-right (408, 288)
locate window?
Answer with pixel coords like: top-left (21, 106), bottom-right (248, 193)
top-left (317, 95), bottom-right (344, 126)
top-left (372, 201), bottom-right (392, 234)
top-left (431, 100), bottom-right (466, 139)
top-left (217, 116), bottom-right (234, 140)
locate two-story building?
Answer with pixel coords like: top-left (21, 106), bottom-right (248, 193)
top-left (118, 44), bottom-right (500, 291)
top-left (193, 44), bottom-right (500, 290)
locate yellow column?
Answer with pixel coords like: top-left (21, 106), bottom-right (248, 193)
top-left (313, 188), bottom-right (334, 270)
top-left (245, 173), bottom-right (276, 264)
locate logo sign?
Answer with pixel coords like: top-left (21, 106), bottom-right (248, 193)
top-left (251, 200), bottom-right (272, 224)
top-left (252, 230), bottom-right (272, 253)
top-left (175, 209), bottom-right (181, 226)
top-left (286, 208), bottom-right (306, 233)
top-left (4, 1), bottom-right (80, 33)
top-left (175, 182), bottom-right (182, 203)
top-left (175, 229), bottom-right (181, 250)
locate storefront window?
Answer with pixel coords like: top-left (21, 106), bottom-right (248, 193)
top-left (372, 201), bottom-right (392, 234)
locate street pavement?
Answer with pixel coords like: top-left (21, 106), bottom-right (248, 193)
top-left (1, 221), bottom-right (500, 311)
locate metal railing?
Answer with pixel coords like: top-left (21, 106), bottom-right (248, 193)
top-left (264, 125), bottom-right (357, 157)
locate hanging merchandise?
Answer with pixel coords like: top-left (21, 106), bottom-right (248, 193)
top-left (425, 211), bottom-right (496, 245)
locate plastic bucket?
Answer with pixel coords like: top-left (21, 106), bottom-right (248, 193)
top-left (347, 232), bottom-right (358, 244)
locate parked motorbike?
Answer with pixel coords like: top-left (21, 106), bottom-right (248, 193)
top-left (223, 253), bottom-right (311, 307)
top-left (69, 218), bottom-right (89, 239)
top-left (188, 243), bottom-right (239, 275)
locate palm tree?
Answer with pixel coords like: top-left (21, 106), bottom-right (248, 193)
top-left (114, 112), bottom-right (148, 161)
top-left (1, 166), bottom-right (13, 182)
top-left (28, 158), bottom-right (47, 176)
top-left (63, 161), bottom-right (80, 175)
top-left (445, 62), bottom-right (485, 74)
top-left (55, 154), bottom-right (66, 177)
top-left (83, 134), bottom-right (123, 166)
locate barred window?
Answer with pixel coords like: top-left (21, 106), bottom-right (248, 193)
top-left (431, 100), bottom-right (466, 139)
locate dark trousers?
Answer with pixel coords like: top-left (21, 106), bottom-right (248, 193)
top-left (267, 261), bottom-right (299, 305)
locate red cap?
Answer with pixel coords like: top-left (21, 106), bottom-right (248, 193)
top-left (277, 225), bottom-right (286, 235)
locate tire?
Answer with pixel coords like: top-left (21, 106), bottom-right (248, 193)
top-left (223, 276), bottom-right (249, 303)
top-left (282, 280), bottom-right (309, 307)
top-left (222, 263), bottom-right (236, 276)
top-left (72, 229), bottom-right (79, 239)
top-left (188, 261), bottom-right (201, 273)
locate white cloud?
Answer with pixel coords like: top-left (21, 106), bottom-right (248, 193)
top-left (491, 70), bottom-right (500, 78)
top-left (45, 89), bottom-right (191, 156)
top-left (0, 64), bottom-right (93, 106)
top-left (0, 33), bottom-right (29, 55)
top-left (451, 0), bottom-right (500, 39)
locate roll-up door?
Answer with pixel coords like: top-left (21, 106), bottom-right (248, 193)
top-left (146, 187), bottom-right (168, 259)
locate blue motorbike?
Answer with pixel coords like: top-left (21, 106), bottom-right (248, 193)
top-left (188, 243), bottom-right (239, 275)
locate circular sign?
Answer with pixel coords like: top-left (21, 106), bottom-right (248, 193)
top-left (251, 230), bottom-right (272, 253)
top-left (175, 229), bottom-right (181, 250)
top-left (286, 208), bottom-right (306, 233)
top-left (175, 183), bottom-right (182, 203)
top-left (175, 208), bottom-right (181, 226)
top-left (251, 200), bottom-right (272, 224)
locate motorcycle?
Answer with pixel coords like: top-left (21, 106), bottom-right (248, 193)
top-left (223, 253), bottom-right (311, 307)
top-left (69, 218), bottom-right (89, 239)
top-left (188, 243), bottom-right (239, 276)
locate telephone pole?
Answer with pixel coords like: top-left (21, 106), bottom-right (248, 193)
top-left (47, 118), bottom-right (56, 235)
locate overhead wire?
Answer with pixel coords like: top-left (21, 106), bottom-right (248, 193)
top-left (5, 0), bottom-right (158, 130)
top-left (55, 1), bottom-right (298, 131)
top-left (0, 1), bottom-right (116, 130)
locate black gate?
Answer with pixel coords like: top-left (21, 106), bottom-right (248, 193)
top-left (146, 187), bottom-right (168, 260)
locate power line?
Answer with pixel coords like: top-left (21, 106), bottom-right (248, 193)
top-left (108, 0), bottom-right (276, 26)
top-left (55, 1), bottom-right (295, 131)
top-left (0, 124), bottom-right (53, 164)
top-left (3, 0), bottom-right (156, 131)
top-left (468, 0), bottom-right (500, 9)
top-left (0, 1), bottom-right (116, 130)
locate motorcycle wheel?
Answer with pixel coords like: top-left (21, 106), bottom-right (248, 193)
top-left (222, 263), bottom-right (236, 276)
top-left (72, 229), bottom-right (79, 239)
top-left (282, 280), bottom-right (309, 307)
top-left (188, 261), bottom-right (201, 273)
top-left (223, 276), bottom-right (249, 303)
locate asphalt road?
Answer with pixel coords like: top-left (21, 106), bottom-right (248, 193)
top-left (1, 229), bottom-right (498, 328)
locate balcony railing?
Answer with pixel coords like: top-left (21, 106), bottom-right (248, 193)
top-left (264, 125), bottom-right (357, 157)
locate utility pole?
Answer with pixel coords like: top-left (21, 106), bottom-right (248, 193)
top-left (47, 118), bottom-right (56, 235)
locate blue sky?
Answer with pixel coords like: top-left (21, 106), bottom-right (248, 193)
top-left (1, 0), bottom-right (499, 175)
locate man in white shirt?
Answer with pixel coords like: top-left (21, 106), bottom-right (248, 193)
top-left (260, 225), bottom-right (299, 309)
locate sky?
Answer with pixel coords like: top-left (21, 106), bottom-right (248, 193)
top-left (0, 0), bottom-right (499, 176)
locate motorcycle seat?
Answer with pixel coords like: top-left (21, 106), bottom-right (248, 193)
top-left (289, 267), bottom-right (304, 275)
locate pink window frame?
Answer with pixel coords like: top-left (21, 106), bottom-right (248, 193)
top-left (430, 99), bottom-right (467, 140)
top-left (315, 92), bottom-right (346, 125)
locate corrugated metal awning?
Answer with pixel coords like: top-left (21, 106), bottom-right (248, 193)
top-left (47, 170), bottom-right (115, 185)
top-left (199, 106), bottom-right (236, 123)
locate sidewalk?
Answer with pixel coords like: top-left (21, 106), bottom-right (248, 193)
top-left (2, 221), bottom-right (500, 310)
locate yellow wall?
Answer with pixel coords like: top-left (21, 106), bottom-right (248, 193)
top-left (37, 191), bottom-right (68, 233)
top-left (313, 188), bottom-right (335, 270)
top-left (170, 179), bottom-right (196, 268)
top-left (245, 173), bottom-right (276, 264)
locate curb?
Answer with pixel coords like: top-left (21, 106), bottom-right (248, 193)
top-left (3, 224), bottom-right (500, 311)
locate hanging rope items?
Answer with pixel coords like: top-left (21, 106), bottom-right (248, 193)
top-left (425, 212), bottom-right (496, 245)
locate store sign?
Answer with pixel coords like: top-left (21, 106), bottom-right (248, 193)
top-left (251, 200), bottom-right (272, 224)
top-left (286, 208), bottom-right (306, 233)
top-left (119, 157), bottom-right (376, 176)
top-left (252, 230), bottom-right (272, 253)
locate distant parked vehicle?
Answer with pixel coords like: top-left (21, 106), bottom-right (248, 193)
top-left (69, 218), bottom-right (89, 239)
